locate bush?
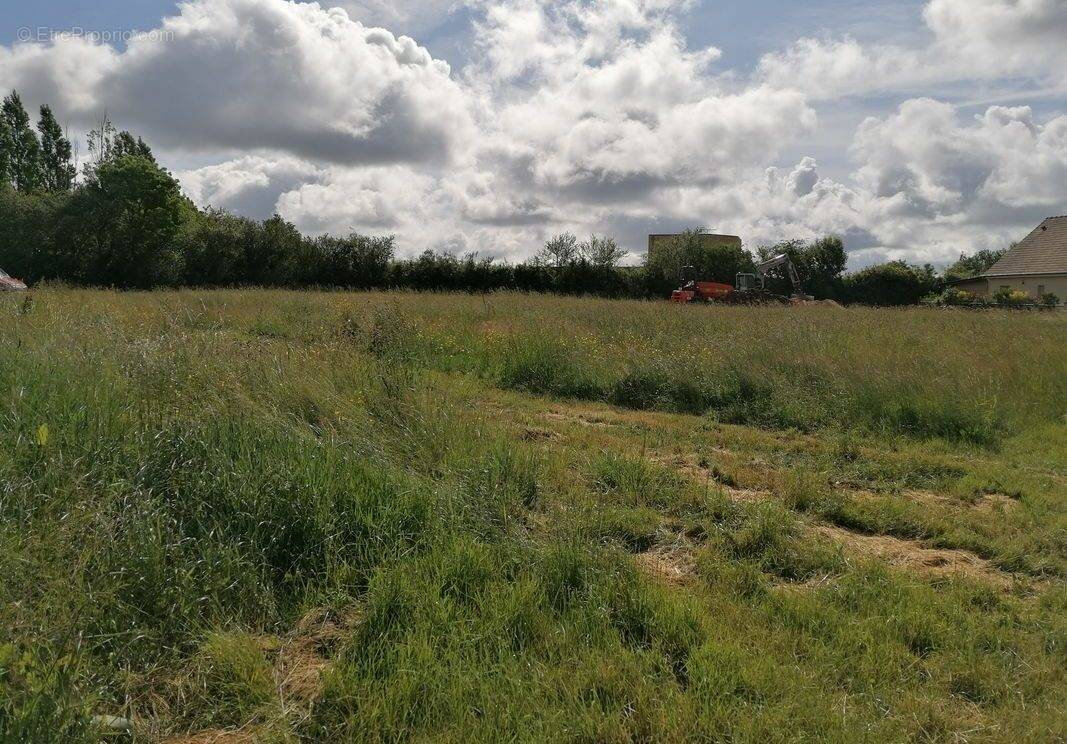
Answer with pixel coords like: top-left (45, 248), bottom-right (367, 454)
top-left (993, 288), bottom-right (1031, 306)
top-left (931, 286), bottom-right (982, 306)
top-left (644, 229), bottom-right (756, 296)
top-left (55, 155), bottom-right (193, 287)
top-left (841, 261), bottom-right (939, 306)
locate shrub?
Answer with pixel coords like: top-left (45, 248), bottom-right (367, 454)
top-left (993, 288), bottom-right (1030, 306)
top-left (841, 261), bottom-right (939, 306)
top-left (931, 286), bottom-right (981, 306)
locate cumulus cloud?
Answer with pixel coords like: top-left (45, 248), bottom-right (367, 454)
top-left (851, 100), bottom-right (1067, 229)
top-left (459, 0), bottom-right (815, 223)
top-left (2, 0), bottom-right (474, 165)
top-left (276, 166), bottom-right (441, 234)
top-left (1, 0), bottom-right (1065, 267)
top-left (0, 36), bottom-right (117, 113)
top-left (758, 0), bottom-right (1067, 99)
top-left (924, 0), bottom-right (1067, 77)
top-left (177, 155), bottom-right (325, 219)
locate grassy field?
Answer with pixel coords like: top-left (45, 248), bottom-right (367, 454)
top-left (1, 289), bottom-right (1065, 743)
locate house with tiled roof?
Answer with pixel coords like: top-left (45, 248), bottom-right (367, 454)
top-left (953, 217), bottom-right (1067, 305)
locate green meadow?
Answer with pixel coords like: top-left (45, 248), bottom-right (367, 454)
top-left (1, 289), bottom-right (1065, 742)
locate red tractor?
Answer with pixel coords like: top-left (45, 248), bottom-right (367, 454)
top-left (670, 254), bottom-right (812, 304)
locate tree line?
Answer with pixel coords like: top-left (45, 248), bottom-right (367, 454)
top-left (1, 90), bottom-right (989, 304)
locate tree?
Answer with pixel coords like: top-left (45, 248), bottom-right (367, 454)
top-left (758, 236), bottom-right (847, 299)
top-left (0, 184), bottom-right (67, 281)
top-left (59, 155), bottom-right (192, 287)
top-left (0, 109), bottom-right (10, 186)
top-left (311, 233), bottom-right (394, 287)
top-left (2, 92), bottom-right (42, 192)
top-left (84, 113), bottom-right (116, 181)
top-left (114, 130), bottom-right (155, 163)
top-left (175, 208), bottom-right (252, 286)
top-left (841, 261), bottom-right (938, 306)
top-left (241, 214), bottom-right (311, 285)
top-left (85, 114), bottom-right (156, 181)
top-left (580, 234), bottom-right (626, 269)
top-left (37, 106), bottom-right (76, 192)
top-left (944, 248), bottom-right (1007, 281)
top-left (644, 229), bottom-right (755, 293)
top-left (538, 233), bottom-right (580, 268)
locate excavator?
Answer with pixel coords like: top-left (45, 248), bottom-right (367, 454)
top-left (670, 253), bottom-right (813, 304)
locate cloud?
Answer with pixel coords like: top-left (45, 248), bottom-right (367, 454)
top-left (758, 0), bottom-right (1067, 99)
top-left (464, 0), bottom-right (814, 211)
top-left (2, 0), bottom-right (474, 165)
top-left (852, 99), bottom-right (1067, 218)
top-left (0, 36), bottom-right (117, 113)
top-left (924, 0), bottom-right (1067, 77)
top-left (2, 0), bottom-right (1065, 268)
top-left (337, 0), bottom-right (459, 35)
top-left (177, 155), bottom-right (325, 219)
top-left (275, 165), bottom-right (441, 234)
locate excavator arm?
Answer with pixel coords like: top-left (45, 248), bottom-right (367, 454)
top-left (755, 254), bottom-right (804, 296)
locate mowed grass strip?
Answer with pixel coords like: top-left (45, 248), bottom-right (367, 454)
top-left (0, 289), bottom-right (1064, 743)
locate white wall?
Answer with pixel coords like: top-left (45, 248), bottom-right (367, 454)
top-left (988, 275), bottom-right (1067, 304)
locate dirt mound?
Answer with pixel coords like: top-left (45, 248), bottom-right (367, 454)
top-left (812, 525), bottom-right (1011, 587)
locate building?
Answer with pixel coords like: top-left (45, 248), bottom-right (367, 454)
top-left (953, 217), bottom-right (1067, 303)
top-left (647, 233), bottom-right (742, 259)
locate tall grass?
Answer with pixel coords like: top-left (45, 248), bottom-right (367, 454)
top-left (331, 291), bottom-right (1064, 445)
top-left (0, 289), bottom-right (1064, 742)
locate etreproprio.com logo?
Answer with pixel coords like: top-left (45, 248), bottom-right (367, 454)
top-left (16, 27), bottom-right (175, 44)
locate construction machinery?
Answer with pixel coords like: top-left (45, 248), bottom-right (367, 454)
top-left (670, 253), bottom-right (813, 304)
top-left (0, 268), bottom-right (28, 292)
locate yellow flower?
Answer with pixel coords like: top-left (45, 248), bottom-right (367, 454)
top-left (35, 424), bottom-right (49, 447)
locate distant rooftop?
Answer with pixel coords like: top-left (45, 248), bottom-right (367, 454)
top-left (986, 216), bottom-right (1067, 277)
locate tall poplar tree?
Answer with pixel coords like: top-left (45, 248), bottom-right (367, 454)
top-left (1, 91), bottom-right (42, 192)
top-left (37, 105), bottom-right (76, 191)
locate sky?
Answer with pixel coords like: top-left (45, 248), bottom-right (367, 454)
top-left (1, 0), bottom-right (1065, 267)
